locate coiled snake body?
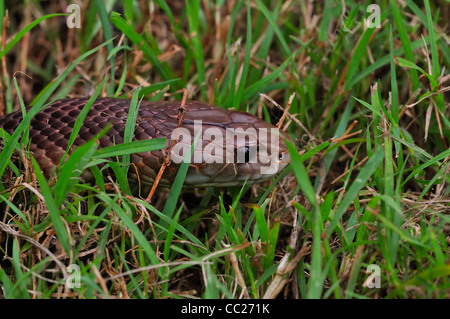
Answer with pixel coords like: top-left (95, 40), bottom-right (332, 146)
top-left (0, 97), bottom-right (290, 187)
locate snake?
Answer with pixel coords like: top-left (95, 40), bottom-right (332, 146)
top-left (0, 97), bottom-right (290, 187)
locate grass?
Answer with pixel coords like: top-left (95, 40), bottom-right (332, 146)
top-left (0, 0), bottom-right (449, 299)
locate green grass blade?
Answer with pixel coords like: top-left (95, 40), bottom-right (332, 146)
top-left (343, 21), bottom-right (377, 91)
top-left (254, 0), bottom-right (290, 57)
top-left (253, 205), bottom-right (268, 242)
top-left (232, 0), bottom-right (252, 108)
top-left (186, 0), bottom-right (206, 100)
top-left (94, 0), bottom-right (115, 95)
top-left (137, 79), bottom-right (181, 98)
top-left (54, 137), bottom-right (99, 208)
top-left (286, 141), bottom-right (317, 206)
top-left (390, 0), bottom-right (419, 90)
top-left (31, 157), bottom-right (71, 255)
top-left (326, 145), bottom-right (385, 237)
top-left (122, 89), bottom-right (142, 174)
top-left (93, 138), bottom-right (166, 159)
top-left (0, 13), bottom-right (67, 58)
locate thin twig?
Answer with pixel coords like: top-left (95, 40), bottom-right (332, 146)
top-left (146, 88), bottom-right (188, 202)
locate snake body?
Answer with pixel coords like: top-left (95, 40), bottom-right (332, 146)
top-left (0, 97), bottom-right (290, 187)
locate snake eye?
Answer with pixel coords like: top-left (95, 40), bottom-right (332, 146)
top-left (236, 146), bottom-right (252, 163)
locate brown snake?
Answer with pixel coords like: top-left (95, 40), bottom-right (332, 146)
top-left (0, 97), bottom-right (290, 187)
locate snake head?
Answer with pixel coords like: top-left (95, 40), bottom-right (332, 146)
top-left (169, 103), bottom-right (291, 187)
